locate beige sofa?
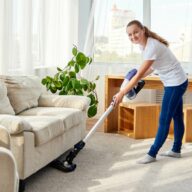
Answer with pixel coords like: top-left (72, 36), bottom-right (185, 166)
top-left (0, 75), bottom-right (90, 191)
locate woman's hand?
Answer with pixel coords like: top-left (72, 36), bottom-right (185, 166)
top-left (112, 60), bottom-right (154, 108)
top-left (113, 91), bottom-right (125, 108)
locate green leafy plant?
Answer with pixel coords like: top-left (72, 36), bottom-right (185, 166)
top-left (41, 45), bottom-right (99, 118)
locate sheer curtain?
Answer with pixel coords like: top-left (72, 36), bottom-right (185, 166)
top-left (0, 0), bottom-right (78, 75)
top-left (42, 0), bottom-right (78, 68)
top-left (0, 0), bottom-right (6, 73)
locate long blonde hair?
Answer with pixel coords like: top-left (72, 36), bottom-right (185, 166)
top-left (127, 20), bottom-right (169, 47)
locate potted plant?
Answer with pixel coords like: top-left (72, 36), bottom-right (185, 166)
top-left (41, 45), bottom-right (99, 118)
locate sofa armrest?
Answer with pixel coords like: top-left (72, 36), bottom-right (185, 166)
top-left (38, 94), bottom-right (91, 111)
top-left (0, 125), bottom-right (11, 149)
top-left (0, 147), bottom-right (19, 192)
top-left (0, 115), bottom-right (32, 135)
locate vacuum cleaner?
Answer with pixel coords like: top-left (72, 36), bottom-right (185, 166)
top-left (50, 68), bottom-right (145, 172)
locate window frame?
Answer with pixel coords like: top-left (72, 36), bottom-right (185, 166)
top-left (91, 0), bottom-right (192, 72)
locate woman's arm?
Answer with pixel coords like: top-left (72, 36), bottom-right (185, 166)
top-left (142, 67), bottom-right (154, 78)
top-left (113, 60), bottom-right (154, 107)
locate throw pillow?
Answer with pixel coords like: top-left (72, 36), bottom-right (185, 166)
top-left (0, 80), bottom-right (15, 115)
top-left (0, 75), bottom-right (42, 114)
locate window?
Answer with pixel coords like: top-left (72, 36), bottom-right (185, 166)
top-left (94, 0), bottom-right (192, 73)
top-left (151, 0), bottom-right (192, 64)
top-left (94, 0), bottom-right (143, 64)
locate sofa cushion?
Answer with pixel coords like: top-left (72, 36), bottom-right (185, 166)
top-left (0, 81), bottom-right (15, 115)
top-left (0, 115), bottom-right (32, 135)
top-left (19, 107), bottom-right (84, 131)
top-left (0, 75), bottom-right (42, 114)
top-left (19, 116), bottom-right (64, 146)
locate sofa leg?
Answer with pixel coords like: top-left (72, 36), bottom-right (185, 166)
top-left (19, 180), bottom-right (25, 192)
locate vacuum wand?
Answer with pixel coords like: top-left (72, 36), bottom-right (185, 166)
top-left (54, 68), bottom-right (145, 172)
top-left (83, 103), bottom-right (114, 143)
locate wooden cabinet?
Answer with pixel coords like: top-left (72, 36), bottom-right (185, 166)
top-left (118, 103), bottom-right (160, 139)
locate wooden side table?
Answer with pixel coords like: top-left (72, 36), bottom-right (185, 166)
top-left (118, 103), bottom-right (160, 139)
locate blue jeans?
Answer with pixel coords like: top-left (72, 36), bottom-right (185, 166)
top-left (148, 79), bottom-right (188, 158)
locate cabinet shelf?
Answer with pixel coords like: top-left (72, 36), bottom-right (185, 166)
top-left (118, 103), bottom-right (160, 139)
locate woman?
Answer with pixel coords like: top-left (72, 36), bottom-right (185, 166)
top-left (113, 20), bottom-right (188, 164)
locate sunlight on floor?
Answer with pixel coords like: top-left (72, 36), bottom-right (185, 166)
top-left (109, 159), bottom-right (137, 170)
top-left (122, 148), bottom-right (148, 157)
top-left (88, 166), bottom-right (152, 192)
top-left (129, 139), bottom-right (154, 149)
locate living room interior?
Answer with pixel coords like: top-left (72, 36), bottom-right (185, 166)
top-left (1, 0), bottom-right (192, 192)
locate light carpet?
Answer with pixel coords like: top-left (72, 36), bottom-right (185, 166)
top-left (25, 132), bottom-right (192, 192)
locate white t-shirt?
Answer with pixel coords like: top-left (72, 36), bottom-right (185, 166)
top-left (142, 37), bottom-right (187, 86)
